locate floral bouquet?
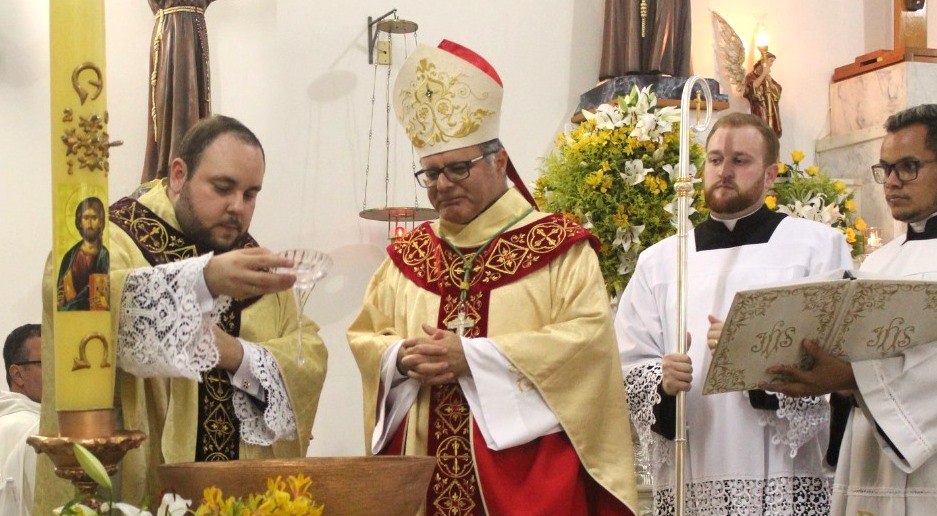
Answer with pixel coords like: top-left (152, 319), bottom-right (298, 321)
top-left (534, 85), bottom-right (707, 298)
top-left (768, 150), bottom-right (866, 256)
top-left (57, 444), bottom-right (324, 516)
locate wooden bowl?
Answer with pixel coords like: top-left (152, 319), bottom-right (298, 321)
top-left (158, 456), bottom-right (435, 516)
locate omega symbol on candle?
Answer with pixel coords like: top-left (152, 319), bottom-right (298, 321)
top-left (72, 332), bottom-right (112, 371)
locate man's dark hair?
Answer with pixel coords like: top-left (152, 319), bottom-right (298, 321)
top-left (884, 104), bottom-right (937, 157)
top-left (706, 112), bottom-right (780, 166)
top-left (4, 324), bottom-right (40, 387)
top-left (74, 197), bottom-right (105, 231)
top-left (175, 115), bottom-right (265, 179)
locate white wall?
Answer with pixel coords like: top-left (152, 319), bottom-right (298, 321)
top-left (0, 0), bottom-right (893, 456)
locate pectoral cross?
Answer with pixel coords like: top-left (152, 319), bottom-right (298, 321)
top-left (446, 308), bottom-right (476, 337)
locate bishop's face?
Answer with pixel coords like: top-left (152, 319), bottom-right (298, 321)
top-left (879, 124), bottom-right (937, 223)
top-left (422, 145), bottom-right (509, 225)
top-left (703, 125), bottom-right (778, 219)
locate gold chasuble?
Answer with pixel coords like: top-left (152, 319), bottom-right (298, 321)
top-left (109, 190), bottom-right (254, 462)
top-left (36, 180), bottom-right (327, 510)
top-left (349, 189), bottom-right (638, 515)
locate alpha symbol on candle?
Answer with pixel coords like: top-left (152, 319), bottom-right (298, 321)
top-left (72, 332), bottom-right (112, 371)
top-left (72, 63), bottom-right (104, 105)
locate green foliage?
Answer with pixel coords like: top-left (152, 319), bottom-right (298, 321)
top-left (770, 152), bottom-right (866, 257)
top-left (534, 86), bottom-right (708, 298)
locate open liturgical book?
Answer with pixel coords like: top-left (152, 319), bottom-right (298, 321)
top-left (703, 270), bottom-right (937, 395)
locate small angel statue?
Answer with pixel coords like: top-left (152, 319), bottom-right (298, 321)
top-left (744, 50), bottom-right (782, 136)
top-left (711, 11), bottom-right (783, 137)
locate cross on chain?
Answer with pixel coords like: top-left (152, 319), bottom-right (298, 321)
top-left (446, 308), bottom-right (475, 337)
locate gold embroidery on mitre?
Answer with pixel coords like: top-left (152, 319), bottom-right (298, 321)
top-left (400, 58), bottom-right (494, 149)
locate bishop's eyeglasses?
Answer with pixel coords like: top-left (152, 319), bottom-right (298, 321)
top-left (871, 158), bottom-right (937, 184)
top-left (414, 151), bottom-right (496, 188)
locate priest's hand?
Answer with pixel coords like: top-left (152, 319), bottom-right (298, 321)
top-left (706, 315), bottom-right (724, 353)
top-left (661, 335), bottom-right (693, 396)
top-left (397, 323), bottom-right (470, 385)
top-left (761, 339), bottom-right (857, 397)
top-left (204, 247), bottom-right (296, 299)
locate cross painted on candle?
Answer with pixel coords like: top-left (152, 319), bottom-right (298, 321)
top-left (446, 309), bottom-right (475, 337)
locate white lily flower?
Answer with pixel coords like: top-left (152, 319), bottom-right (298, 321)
top-left (157, 493), bottom-right (192, 516)
top-left (621, 159), bottom-right (652, 186)
top-left (630, 113), bottom-right (659, 140)
top-left (819, 202), bottom-right (843, 225)
top-left (581, 212), bottom-right (594, 230)
top-left (617, 255), bottom-right (636, 276)
top-left (612, 225), bottom-right (645, 251)
top-left (658, 106), bottom-right (681, 124)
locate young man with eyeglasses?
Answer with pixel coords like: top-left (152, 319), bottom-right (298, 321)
top-left (765, 104), bottom-right (937, 514)
top-left (348, 40), bottom-right (638, 515)
top-left (0, 323), bottom-right (41, 514)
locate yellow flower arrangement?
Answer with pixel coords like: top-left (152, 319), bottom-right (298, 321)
top-left (59, 444), bottom-right (324, 516)
top-left (194, 475), bottom-right (324, 516)
top-left (772, 150), bottom-right (865, 256)
top-left (534, 85), bottom-right (707, 297)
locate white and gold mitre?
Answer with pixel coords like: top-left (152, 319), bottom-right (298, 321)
top-left (393, 39), bottom-right (503, 158)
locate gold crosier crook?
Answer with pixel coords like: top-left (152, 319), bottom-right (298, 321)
top-left (673, 77), bottom-right (712, 516)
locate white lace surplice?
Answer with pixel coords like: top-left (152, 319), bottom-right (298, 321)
top-left (117, 253), bottom-right (295, 445)
top-left (616, 216), bottom-right (852, 515)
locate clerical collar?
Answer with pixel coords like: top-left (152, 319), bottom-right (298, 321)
top-left (695, 205), bottom-right (787, 251)
top-left (905, 212), bottom-right (937, 242)
top-left (437, 188), bottom-right (526, 246)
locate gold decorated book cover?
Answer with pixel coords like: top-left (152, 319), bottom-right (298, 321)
top-left (703, 272), bottom-right (937, 394)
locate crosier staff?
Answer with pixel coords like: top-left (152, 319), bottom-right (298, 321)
top-left (673, 76), bottom-right (712, 516)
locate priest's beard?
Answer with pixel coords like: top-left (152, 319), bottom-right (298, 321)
top-left (704, 176), bottom-right (766, 217)
top-left (175, 185), bottom-right (245, 253)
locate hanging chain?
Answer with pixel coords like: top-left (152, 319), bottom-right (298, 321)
top-left (383, 30), bottom-right (392, 209)
top-left (362, 51), bottom-right (380, 211)
top-left (408, 31), bottom-right (421, 210)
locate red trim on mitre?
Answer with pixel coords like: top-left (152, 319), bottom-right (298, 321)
top-left (436, 39), bottom-right (537, 208)
top-left (438, 39), bottom-right (502, 87)
top-left (505, 153), bottom-right (539, 208)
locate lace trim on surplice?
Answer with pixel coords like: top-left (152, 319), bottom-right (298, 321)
top-left (760, 393), bottom-right (830, 458)
top-left (653, 475), bottom-right (831, 515)
top-left (232, 345), bottom-right (297, 445)
top-left (117, 253), bottom-right (229, 379)
top-left (625, 361), bottom-right (673, 474)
